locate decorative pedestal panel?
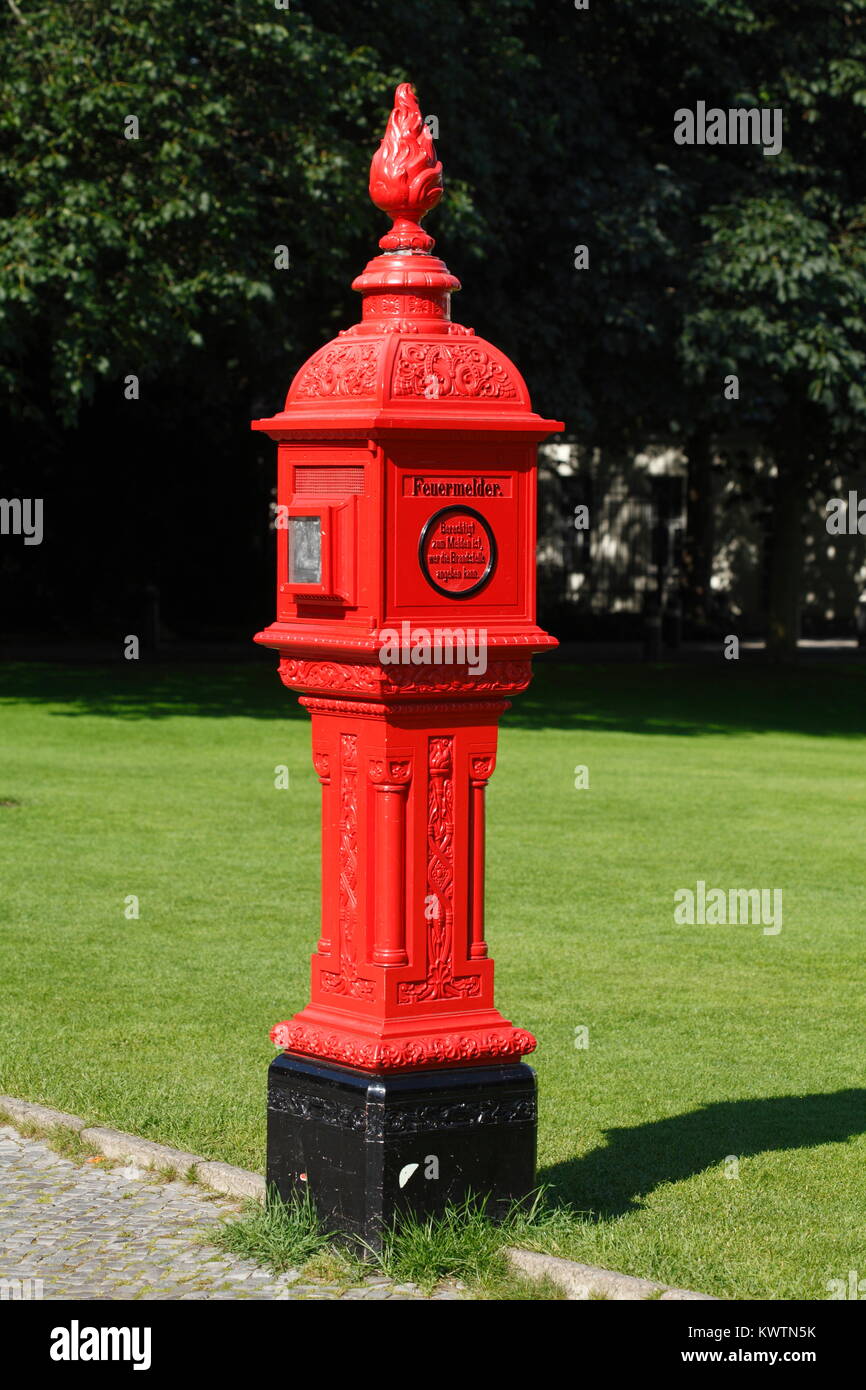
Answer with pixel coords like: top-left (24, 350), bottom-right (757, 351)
top-left (270, 689), bottom-right (536, 1071)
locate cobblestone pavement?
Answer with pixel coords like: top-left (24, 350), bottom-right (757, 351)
top-left (0, 1126), bottom-right (454, 1301)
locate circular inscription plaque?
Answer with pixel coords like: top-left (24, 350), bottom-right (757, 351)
top-left (418, 506), bottom-right (497, 598)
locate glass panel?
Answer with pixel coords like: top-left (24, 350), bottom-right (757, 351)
top-left (288, 515), bottom-right (322, 584)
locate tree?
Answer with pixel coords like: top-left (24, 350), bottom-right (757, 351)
top-left (675, 2), bottom-right (866, 657)
top-left (2, 0), bottom-right (865, 652)
top-left (0, 0), bottom-right (411, 633)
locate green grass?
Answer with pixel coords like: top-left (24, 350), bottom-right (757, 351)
top-left (369, 1193), bottom-right (569, 1297)
top-left (0, 1109), bottom-right (102, 1163)
top-left (1, 658), bottom-right (864, 1299)
top-left (212, 1190), bottom-right (568, 1298)
top-left (214, 1187), bottom-right (337, 1274)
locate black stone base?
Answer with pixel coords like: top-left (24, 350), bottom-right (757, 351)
top-left (267, 1053), bottom-right (537, 1249)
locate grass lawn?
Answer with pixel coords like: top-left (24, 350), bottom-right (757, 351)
top-left (0, 657), bottom-right (863, 1300)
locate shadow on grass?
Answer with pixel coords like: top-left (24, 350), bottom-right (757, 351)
top-left (511, 659), bottom-right (866, 738)
top-left (0, 658), bottom-right (861, 739)
top-left (0, 659), bottom-right (863, 737)
top-left (540, 1088), bottom-right (866, 1219)
top-left (0, 660), bottom-right (305, 721)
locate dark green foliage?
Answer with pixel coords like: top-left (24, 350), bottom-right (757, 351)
top-left (2, 2), bottom-right (865, 649)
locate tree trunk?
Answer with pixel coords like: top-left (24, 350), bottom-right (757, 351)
top-left (766, 466), bottom-right (806, 662)
top-left (682, 428), bottom-right (714, 632)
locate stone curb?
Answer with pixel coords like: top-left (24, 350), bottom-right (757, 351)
top-left (0, 1096), bottom-right (266, 1202)
top-left (194, 1160), bottom-right (267, 1201)
top-left (505, 1248), bottom-right (718, 1301)
top-left (0, 1096), bottom-right (716, 1299)
top-left (79, 1127), bottom-right (204, 1176)
top-left (0, 1097), bottom-right (87, 1132)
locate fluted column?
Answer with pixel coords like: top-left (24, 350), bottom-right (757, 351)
top-left (369, 757), bottom-right (411, 966)
top-left (468, 753), bottom-right (495, 960)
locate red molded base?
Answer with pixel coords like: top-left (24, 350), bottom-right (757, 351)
top-left (270, 1006), bottom-right (537, 1073)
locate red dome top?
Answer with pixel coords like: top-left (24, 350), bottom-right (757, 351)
top-left (255, 84), bottom-right (560, 440)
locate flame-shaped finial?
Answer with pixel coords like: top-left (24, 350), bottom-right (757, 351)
top-left (369, 83), bottom-right (443, 252)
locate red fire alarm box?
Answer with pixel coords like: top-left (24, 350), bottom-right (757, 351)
top-left (253, 80), bottom-right (565, 1248)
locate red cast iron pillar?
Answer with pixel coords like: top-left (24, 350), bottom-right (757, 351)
top-left (254, 83), bottom-right (563, 1245)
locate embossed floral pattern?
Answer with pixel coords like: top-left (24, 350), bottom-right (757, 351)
top-left (399, 737), bottom-right (480, 1004)
top-left (268, 1021), bottom-right (537, 1070)
top-left (278, 657), bottom-right (533, 698)
top-left (392, 343), bottom-right (518, 400)
top-left (294, 344), bottom-right (379, 398)
top-left (320, 735), bottom-right (374, 999)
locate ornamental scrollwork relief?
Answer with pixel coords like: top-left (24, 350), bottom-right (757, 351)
top-left (368, 758), bottom-right (412, 785)
top-left (392, 342), bottom-right (518, 400)
top-left (269, 1020), bottom-right (537, 1069)
top-left (319, 734), bottom-right (374, 999)
top-left (294, 343), bottom-right (380, 398)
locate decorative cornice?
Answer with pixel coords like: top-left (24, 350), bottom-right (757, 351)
top-left (299, 696), bottom-right (511, 718)
top-left (279, 655), bottom-right (533, 699)
top-left (267, 1084), bottom-right (536, 1137)
top-left (381, 661), bottom-right (531, 694)
top-left (279, 657), bottom-right (381, 694)
top-left (269, 1020), bottom-right (537, 1071)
